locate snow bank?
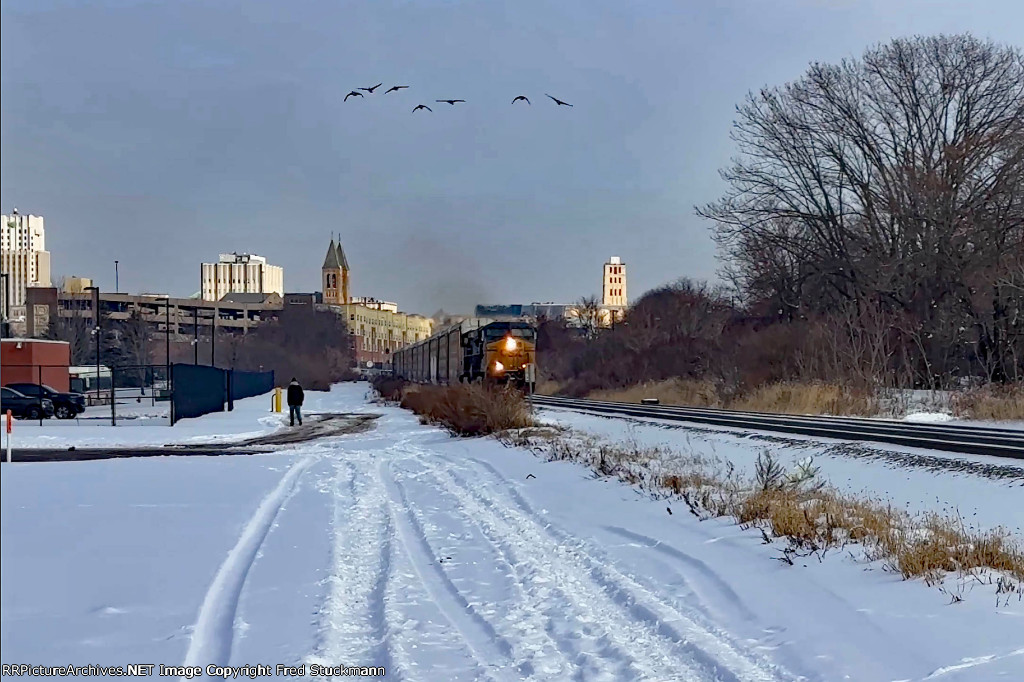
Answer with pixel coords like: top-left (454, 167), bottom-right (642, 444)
top-left (2, 383), bottom-right (1022, 682)
top-left (7, 392), bottom-right (286, 449)
top-left (903, 411), bottom-right (956, 423)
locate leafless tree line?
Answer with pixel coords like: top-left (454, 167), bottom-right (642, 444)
top-left (698, 34), bottom-right (1023, 387)
top-left (46, 310), bottom-right (150, 370)
top-left (43, 304), bottom-right (358, 390)
top-left (541, 280), bottom-right (741, 395)
top-left (223, 305), bottom-right (357, 389)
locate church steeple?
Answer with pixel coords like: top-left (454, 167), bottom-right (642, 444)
top-left (322, 237), bottom-right (350, 305)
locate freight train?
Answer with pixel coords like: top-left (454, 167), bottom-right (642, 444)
top-left (391, 318), bottom-right (537, 389)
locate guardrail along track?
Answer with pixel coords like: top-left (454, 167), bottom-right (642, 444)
top-left (530, 395), bottom-right (1024, 459)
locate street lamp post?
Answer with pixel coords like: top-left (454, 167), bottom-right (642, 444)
top-left (84, 286), bottom-right (101, 404)
top-left (158, 297), bottom-right (171, 412)
top-left (114, 260), bottom-right (119, 293)
top-left (94, 323), bottom-right (101, 399)
top-left (0, 272), bottom-right (9, 338)
top-left (211, 307), bottom-right (217, 367)
top-left (164, 297), bottom-right (171, 370)
top-left (193, 307), bottom-right (199, 364)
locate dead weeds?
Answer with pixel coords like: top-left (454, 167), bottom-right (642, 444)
top-left (952, 384), bottom-right (1024, 421)
top-left (589, 379), bottom-right (877, 417)
top-left (510, 431), bottom-right (1024, 589)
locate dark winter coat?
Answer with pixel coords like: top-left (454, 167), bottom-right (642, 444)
top-left (287, 382), bottom-right (304, 406)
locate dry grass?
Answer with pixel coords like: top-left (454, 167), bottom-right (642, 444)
top-left (588, 379), bottom-right (876, 417)
top-left (510, 431), bottom-right (1024, 587)
top-left (591, 379), bottom-right (722, 407)
top-left (534, 379), bottom-right (565, 396)
top-left (729, 382), bottom-right (877, 416)
top-left (952, 384), bottom-right (1024, 421)
top-left (399, 384), bottom-right (535, 436)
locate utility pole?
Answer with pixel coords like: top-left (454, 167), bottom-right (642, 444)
top-left (114, 260), bottom-right (119, 293)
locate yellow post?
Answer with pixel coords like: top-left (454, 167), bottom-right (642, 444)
top-left (273, 387), bottom-right (283, 413)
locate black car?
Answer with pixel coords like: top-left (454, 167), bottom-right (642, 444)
top-left (0, 387), bottom-right (56, 420)
top-left (5, 383), bottom-right (87, 420)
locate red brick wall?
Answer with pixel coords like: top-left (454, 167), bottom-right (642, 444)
top-left (1, 340), bottom-right (71, 391)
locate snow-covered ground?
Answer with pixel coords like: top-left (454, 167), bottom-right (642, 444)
top-left (5, 392), bottom-right (286, 449)
top-left (2, 383), bottom-right (1022, 681)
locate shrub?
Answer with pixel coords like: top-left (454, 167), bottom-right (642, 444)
top-left (371, 375), bottom-right (408, 402)
top-left (398, 384), bottom-right (535, 436)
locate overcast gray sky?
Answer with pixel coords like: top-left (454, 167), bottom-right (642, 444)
top-left (2, 0), bottom-right (1021, 314)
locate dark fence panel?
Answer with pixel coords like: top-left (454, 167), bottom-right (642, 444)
top-left (171, 363), bottom-right (226, 424)
top-left (229, 369), bottom-right (275, 402)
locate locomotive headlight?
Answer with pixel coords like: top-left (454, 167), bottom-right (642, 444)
top-left (504, 337), bottom-right (518, 352)
top-left (493, 361), bottom-right (505, 373)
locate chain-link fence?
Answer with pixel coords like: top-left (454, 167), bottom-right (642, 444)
top-left (1, 363), bottom-right (172, 426)
top-left (2, 363), bottom-right (274, 427)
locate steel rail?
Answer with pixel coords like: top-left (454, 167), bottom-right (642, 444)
top-left (531, 395), bottom-right (1024, 459)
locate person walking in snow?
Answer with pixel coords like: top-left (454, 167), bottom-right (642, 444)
top-left (286, 377), bottom-right (304, 426)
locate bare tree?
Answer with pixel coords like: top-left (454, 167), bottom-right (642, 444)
top-left (571, 295), bottom-right (602, 339)
top-left (699, 34), bottom-right (1024, 386)
top-left (45, 313), bottom-right (94, 365)
top-left (229, 305), bottom-right (356, 389)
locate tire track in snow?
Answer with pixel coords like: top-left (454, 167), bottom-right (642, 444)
top-left (493, 456), bottom-right (923, 679)
top-left (435, 452), bottom-right (795, 682)
top-left (183, 454), bottom-right (317, 670)
top-left (391, 459), bottom-right (629, 681)
top-left (921, 647), bottom-right (1024, 679)
top-left (469, 457), bottom-right (762, 625)
top-left (408, 449), bottom-right (711, 682)
top-left (383, 459), bottom-right (522, 682)
top-left (600, 526), bottom-right (757, 622)
top-left (308, 456), bottom-right (395, 675)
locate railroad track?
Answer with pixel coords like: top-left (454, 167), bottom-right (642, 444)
top-left (530, 395), bottom-right (1024, 459)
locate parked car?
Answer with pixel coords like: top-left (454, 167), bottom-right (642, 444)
top-left (0, 387), bottom-right (55, 420)
top-left (5, 383), bottom-right (87, 420)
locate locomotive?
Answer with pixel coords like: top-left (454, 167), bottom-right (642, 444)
top-left (391, 319), bottom-right (537, 390)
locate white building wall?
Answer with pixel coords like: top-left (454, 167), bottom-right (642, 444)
top-left (351, 297), bottom-right (399, 313)
top-left (200, 254), bottom-right (284, 301)
top-left (2, 212), bottom-right (46, 252)
top-left (1, 212), bottom-right (52, 308)
top-left (602, 255), bottom-right (627, 307)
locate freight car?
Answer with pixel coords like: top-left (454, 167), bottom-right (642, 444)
top-left (392, 318), bottom-right (537, 389)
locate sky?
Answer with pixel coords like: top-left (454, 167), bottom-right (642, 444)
top-left (2, 0), bottom-right (1022, 315)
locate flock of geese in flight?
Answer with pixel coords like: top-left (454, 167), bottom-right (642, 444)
top-left (344, 83), bottom-right (574, 112)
